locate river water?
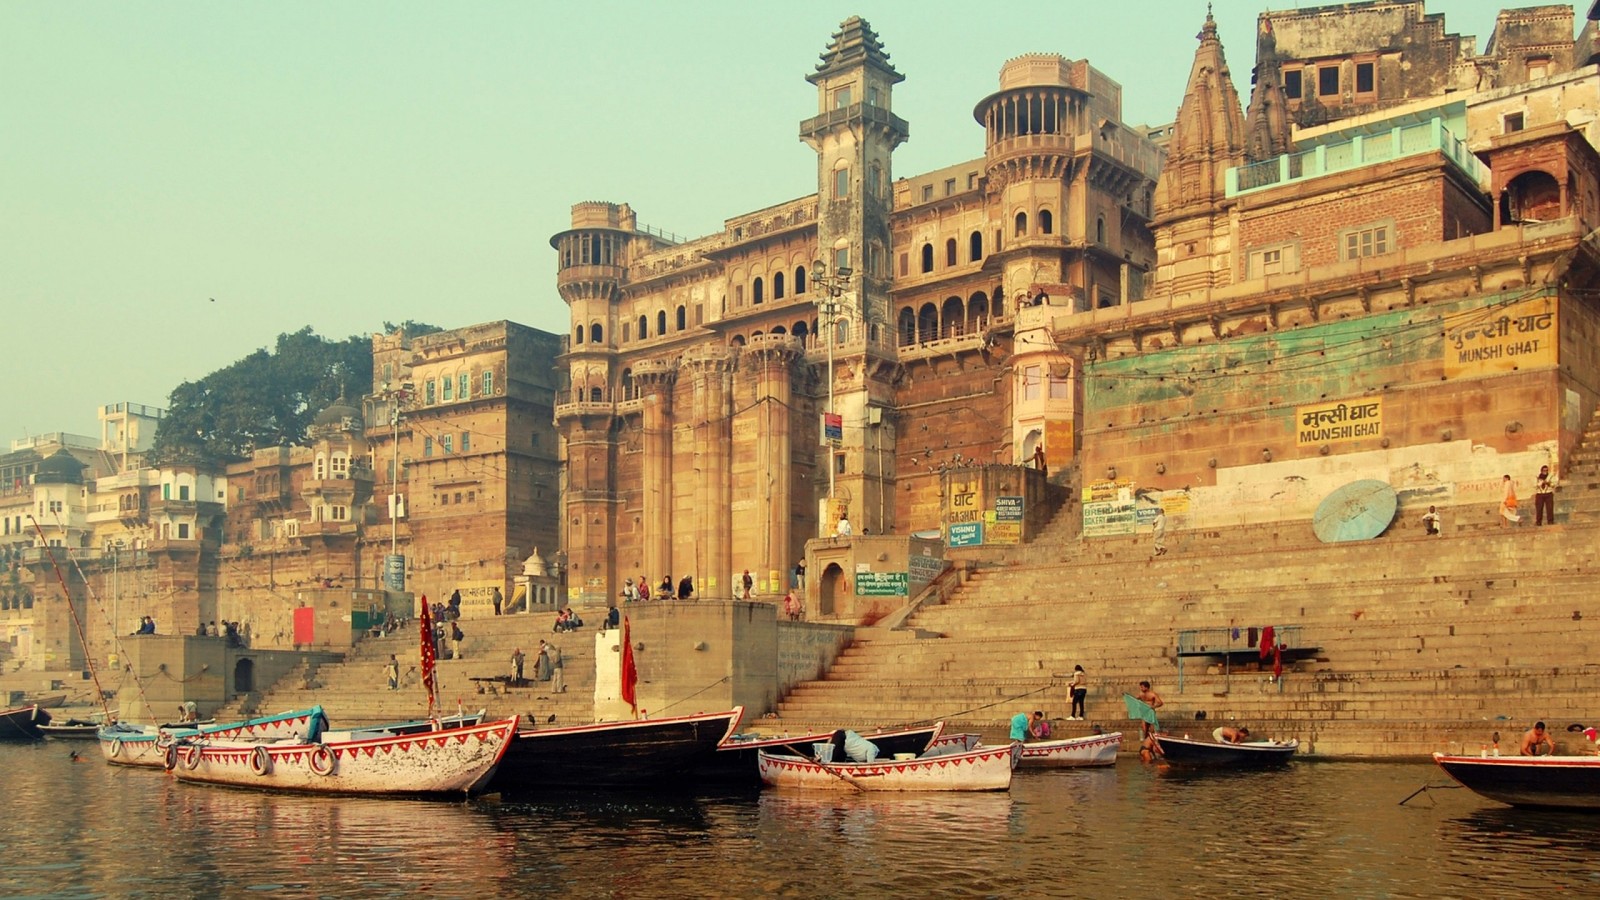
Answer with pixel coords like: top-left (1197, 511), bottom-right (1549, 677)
top-left (4, 742), bottom-right (1598, 898)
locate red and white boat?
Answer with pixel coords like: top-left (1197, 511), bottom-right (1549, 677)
top-left (166, 716), bottom-right (518, 797)
top-left (925, 732), bottom-right (982, 754)
top-left (98, 707), bottom-right (327, 769)
top-left (1018, 732), bottom-right (1123, 768)
top-left (757, 742), bottom-right (1020, 792)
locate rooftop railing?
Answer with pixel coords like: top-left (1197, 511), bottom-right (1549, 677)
top-left (1226, 117), bottom-right (1488, 199)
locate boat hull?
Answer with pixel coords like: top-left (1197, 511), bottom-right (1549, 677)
top-left (700, 723), bottom-right (942, 785)
top-left (1433, 753), bottom-right (1600, 810)
top-left (0, 705), bottom-right (51, 741)
top-left (170, 717), bottom-right (518, 797)
top-left (489, 708), bottom-right (744, 791)
top-left (1019, 732), bottom-right (1123, 768)
top-left (98, 707), bottom-right (327, 768)
top-left (1155, 734), bottom-right (1298, 767)
top-left (757, 743), bottom-right (1020, 792)
top-left (40, 721), bottom-right (102, 740)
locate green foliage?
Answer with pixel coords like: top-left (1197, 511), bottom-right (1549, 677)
top-left (152, 327), bottom-right (373, 462)
top-left (382, 320), bottom-right (444, 339)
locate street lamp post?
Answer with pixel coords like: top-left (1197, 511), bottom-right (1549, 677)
top-left (813, 260), bottom-right (853, 501)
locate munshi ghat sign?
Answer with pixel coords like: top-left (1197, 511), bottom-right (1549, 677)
top-left (1296, 397), bottom-right (1383, 447)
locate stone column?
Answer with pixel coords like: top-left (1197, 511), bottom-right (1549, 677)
top-left (682, 347), bottom-right (734, 596)
top-left (632, 359), bottom-right (677, 587)
top-left (746, 340), bottom-right (800, 594)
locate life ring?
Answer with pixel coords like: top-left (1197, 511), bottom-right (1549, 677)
top-left (309, 745), bottom-right (336, 777)
top-left (183, 745), bottom-right (203, 770)
top-left (109, 739), bottom-right (123, 759)
top-left (155, 732), bottom-right (173, 750)
top-left (249, 745), bottom-right (272, 777)
top-left (163, 744), bottom-right (179, 771)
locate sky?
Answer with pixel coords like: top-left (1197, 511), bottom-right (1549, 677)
top-left (1, 0), bottom-right (1525, 439)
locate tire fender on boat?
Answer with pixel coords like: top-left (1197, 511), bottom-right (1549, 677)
top-left (163, 744), bottom-right (179, 771)
top-left (309, 745), bottom-right (336, 777)
top-left (182, 745), bottom-right (202, 770)
top-left (155, 732), bottom-right (173, 750)
top-left (109, 739), bottom-right (123, 759)
top-left (249, 745), bottom-right (272, 777)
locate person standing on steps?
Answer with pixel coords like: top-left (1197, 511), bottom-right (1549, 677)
top-left (1151, 508), bottom-right (1168, 556)
top-left (1135, 680), bottom-right (1164, 709)
top-left (492, 587), bottom-right (503, 616)
top-left (1421, 505), bottom-right (1441, 536)
top-left (450, 621), bottom-right (465, 659)
top-left (1500, 474), bottom-right (1523, 526)
top-left (1068, 665), bottom-right (1088, 720)
top-left (510, 647), bottom-right (525, 684)
top-left (384, 654), bottom-right (399, 691)
top-left (548, 641), bottom-right (565, 694)
top-left (741, 569), bottom-right (754, 601)
top-left (1534, 465), bottom-right (1557, 525)
top-left (794, 559), bottom-right (806, 590)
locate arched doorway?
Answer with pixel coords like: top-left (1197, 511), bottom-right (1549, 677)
top-left (233, 657), bottom-right (255, 694)
top-left (819, 562), bottom-right (847, 618)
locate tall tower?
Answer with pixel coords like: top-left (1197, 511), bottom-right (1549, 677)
top-left (800, 18), bottom-right (908, 536)
top-left (1151, 9), bottom-right (1248, 300)
top-left (1244, 17), bottom-right (1293, 162)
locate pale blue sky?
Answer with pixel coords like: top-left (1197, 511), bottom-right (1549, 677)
top-left (2, 1), bottom-right (1520, 439)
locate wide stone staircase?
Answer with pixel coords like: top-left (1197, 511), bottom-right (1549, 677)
top-left (214, 616), bottom-right (601, 729)
top-left (772, 413), bottom-right (1600, 758)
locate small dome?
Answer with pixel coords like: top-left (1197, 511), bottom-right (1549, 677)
top-left (34, 451), bottom-right (86, 484)
top-left (312, 398), bottom-right (362, 429)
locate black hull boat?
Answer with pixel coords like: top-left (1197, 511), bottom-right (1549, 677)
top-left (0, 704), bottom-right (52, 741)
top-left (487, 707), bottom-right (743, 792)
top-left (698, 722), bottom-right (944, 786)
top-left (1433, 753), bottom-right (1600, 810)
top-left (1155, 732), bottom-right (1297, 767)
top-left (40, 719), bottom-right (103, 740)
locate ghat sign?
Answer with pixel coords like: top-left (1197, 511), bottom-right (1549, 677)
top-left (1444, 299), bottom-right (1556, 379)
top-left (1296, 398), bottom-right (1383, 447)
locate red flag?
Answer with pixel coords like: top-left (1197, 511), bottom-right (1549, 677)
top-left (620, 616), bottom-right (638, 717)
top-left (418, 594), bottom-right (437, 716)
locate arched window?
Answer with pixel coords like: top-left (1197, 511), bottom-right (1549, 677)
top-left (590, 322), bottom-right (603, 344)
top-left (574, 325), bottom-right (584, 345)
top-left (1039, 209), bottom-right (1054, 235)
top-left (941, 297), bottom-right (965, 337)
top-left (795, 266), bottom-right (807, 294)
top-left (637, 315), bottom-right (648, 340)
top-left (921, 243), bottom-right (934, 273)
top-left (1015, 212), bottom-right (1028, 236)
top-left (917, 303), bottom-right (938, 343)
top-left (772, 325), bottom-right (787, 335)
top-left (589, 387), bottom-right (603, 402)
top-left (731, 334), bottom-right (747, 347)
top-left (621, 368), bottom-right (634, 400)
top-left (897, 308), bottom-right (916, 346)
top-left (945, 238), bottom-right (957, 267)
top-left (970, 231), bottom-right (983, 261)
top-left (657, 310), bottom-right (667, 335)
top-left (1096, 215), bottom-right (1106, 244)
top-left (753, 277), bottom-right (765, 304)
top-left (773, 271), bottom-right (786, 300)
top-left (675, 305), bottom-right (687, 331)
top-left (793, 321), bottom-right (809, 341)
top-left (967, 291), bottom-right (990, 333)
top-left (835, 317), bottom-right (849, 344)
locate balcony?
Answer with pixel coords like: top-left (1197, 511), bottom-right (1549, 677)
top-left (554, 389), bottom-right (618, 421)
top-left (800, 101), bottom-right (909, 143)
top-left (1226, 116), bottom-right (1489, 198)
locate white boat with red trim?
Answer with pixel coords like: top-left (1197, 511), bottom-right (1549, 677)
top-left (98, 706), bottom-right (328, 768)
top-left (1433, 752), bottom-right (1600, 810)
top-left (1019, 731), bottom-right (1123, 768)
top-left (166, 716), bottom-right (518, 797)
top-left (757, 741), bottom-right (1021, 792)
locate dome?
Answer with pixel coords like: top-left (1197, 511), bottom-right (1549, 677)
top-left (312, 397), bottom-right (362, 430)
top-left (34, 451), bottom-right (86, 485)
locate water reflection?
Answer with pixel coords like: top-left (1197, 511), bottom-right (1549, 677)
top-left (11, 747), bottom-right (1600, 896)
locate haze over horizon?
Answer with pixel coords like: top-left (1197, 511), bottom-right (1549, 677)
top-left (1, 0), bottom-right (1523, 440)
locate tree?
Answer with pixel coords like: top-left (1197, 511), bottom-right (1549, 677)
top-left (152, 327), bottom-right (373, 462)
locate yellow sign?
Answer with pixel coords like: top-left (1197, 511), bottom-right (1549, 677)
top-left (1444, 298), bottom-right (1557, 379)
top-left (1045, 419), bottom-right (1074, 471)
top-left (1082, 479), bottom-right (1132, 502)
top-left (988, 522), bottom-right (1021, 544)
top-left (946, 478), bottom-right (984, 525)
top-left (1296, 397), bottom-right (1383, 447)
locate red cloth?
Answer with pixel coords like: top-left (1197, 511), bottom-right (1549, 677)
top-left (418, 595), bottom-right (437, 715)
top-left (292, 606), bottom-right (315, 646)
top-left (1260, 625), bottom-right (1275, 660)
top-left (1273, 644), bottom-right (1284, 680)
top-left (620, 616), bottom-right (639, 717)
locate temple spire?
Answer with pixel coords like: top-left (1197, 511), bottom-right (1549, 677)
top-left (1243, 16), bottom-right (1294, 162)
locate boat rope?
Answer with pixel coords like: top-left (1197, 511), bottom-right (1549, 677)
top-left (42, 511), bottom-right (160, 722)
top-left (1398, 781), bottom-right (1463, 807)
top-left (890, 682), bottom-right (1059, 731)
top-left (27, 515), bottom-right (116, 722)
top-left (653, 675), bottom-right (731, 717)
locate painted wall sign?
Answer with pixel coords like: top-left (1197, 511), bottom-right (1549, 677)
top-left (1296, 397), bottom-right (1383, 446)
top-left (945, 479), bottom-right (984, 525)
top-left (947, 522), bottom-right (984, 547)
top-left (1444, 298), bottom-right (1556, 379)
top-left (855, 571), bottom-right (909, 596)
top-left (995, 496), bottom-right (1025, 522)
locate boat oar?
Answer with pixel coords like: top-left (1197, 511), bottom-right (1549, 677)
top-left (781, 743), bottom-right (864, 792)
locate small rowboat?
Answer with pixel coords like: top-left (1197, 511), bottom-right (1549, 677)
top-left (491, 708), bottom-right (744, 791)
top-left (41, 718), bottom-right (105, 741)
top-left (167, 716), bottom-right (519, 797)
top-left (1154, 732), bottom-right (1298, 767)
top-left (98, 707), bottom-right (327, 768)
top-left (701, 722), bottom-right (943, 785)
top-left (1018, 732), bottom-right (1123, 768)
top-left (0, 704), bottom-right (51, 741)
top-left (1433, 753), bottom-right (1600, 810)
top-left (757, 742), bottom-right (1021, 792)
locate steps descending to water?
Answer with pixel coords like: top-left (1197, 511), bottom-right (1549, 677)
top-left (772, 409), bottom-right (1600, 758)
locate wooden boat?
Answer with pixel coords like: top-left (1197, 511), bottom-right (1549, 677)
top-left (757, 742), bottom-right (1021, 792)
top-left (41, 717), bottom-right (105, 740)
top-left (0, 704), bottom-right (51, 741)
top-left (98, 706), bottom-right (328, 768)
top-left (1432, 752), bottom-right (1600, 810)
top-left (1154, 732), bottom-right (1298, 767)
top-left (926, 732), bottom-right (982, 754)
top-left (698, 722), bottom-right (943, 785)
top-left (1018, 732), bottom-right (1123, 768)
top-left (167, 716), bottom-right (518, 797)
top-left (488, 707), bottom-right (744, 792)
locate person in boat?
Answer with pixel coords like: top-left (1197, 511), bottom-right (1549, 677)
top-left (1030, 711), bottom-right (1052, 740)
top-left (1010, 712), bottom-right (1031, 742)
top-left (1135, 681), bottom-right (1164, 709)
top-left (1520, 721), bottom-right (1556, 756)
top-left (1214, 725), bottom-right (1251, 744)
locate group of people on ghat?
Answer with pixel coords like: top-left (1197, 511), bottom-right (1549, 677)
top-left (1421, 463), bottom-right (1559, 535)
top-left (619, 574), bottom-right (694, 603)
top-left (507, 640), bottom-right (565, 693)
top-left (193, 619), bottom-right (246, 647)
